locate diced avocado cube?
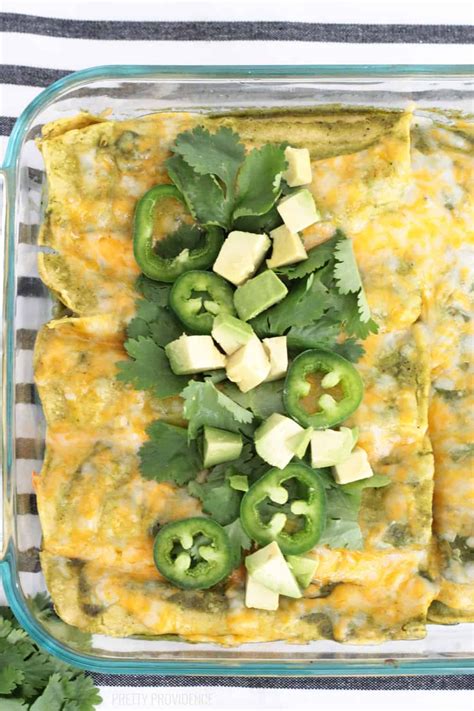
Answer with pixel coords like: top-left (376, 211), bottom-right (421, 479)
top-left (254, 413), bottom-right (303, 469)
top-left (245, 575), bottom-right (279, 611)
top-left (245, 541), bottom-right (302, 599)
top-left (234, 270), bottom-right (288, 322)
top-left (277, 189), bottom-right (320, 233)
top-left (213, 230), bottom-right (271, 286)
top-left (211, 313), bottom-right (255, 355)
top-left (286, 554), bottom-right (318, 589)
top-left (203, 426), bottom-right (243, 468)
top-left (283, 146), bottom-right (313, 187)
top-left (266, 224), bottom-right (308, 269)
top-left (165, 335), bottom-right (226, 375)
top-left (263, 336), bottom-right (288, 382)
top-left (229, 474), bottom-right (249, 492)
top-left (310, 427), bottom-right (355, 468)
top-left (226, 336), bottom-right (270, 393)
top-left (333, 447), bottom-right (374, 485)
top-left (287, 427), bottom-right (313, 460)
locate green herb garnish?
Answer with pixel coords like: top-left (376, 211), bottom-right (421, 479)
top-left (0, 601), bottom-right (101, 710)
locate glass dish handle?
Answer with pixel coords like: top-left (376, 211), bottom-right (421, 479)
top-left (0, 166), bottom-right (10, 564)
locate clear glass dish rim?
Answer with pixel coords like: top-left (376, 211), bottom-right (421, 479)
top-left (1, 64), bottom-right (473, 675)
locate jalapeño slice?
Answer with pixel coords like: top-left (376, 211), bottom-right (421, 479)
top-left (170, 270), bottom-right (236, 334)
top-left (153, 517), bottom-right (233, 590)
top-left (240, 462), bottom-right (326, 555)
top-left (133, 184), bottom-right (224, 282)
top-left (284, 348), bottom-right (363, 429)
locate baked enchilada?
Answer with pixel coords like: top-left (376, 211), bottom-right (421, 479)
top-left (33, 107), bottom-right (473, 644)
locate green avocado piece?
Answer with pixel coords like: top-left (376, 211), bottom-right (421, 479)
top-left (203, 426), bottom-right (243, 468)
top-left (211, 313), bottom-right (255, 355)
top-left (234, 270), bottom-right (288, 321)
top-left (245, 541), bottom-right (302, 598)
top-left (286, 554), bottom-right (318, 589)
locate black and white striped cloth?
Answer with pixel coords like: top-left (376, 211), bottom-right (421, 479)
top-left (1, 2), bottom-right (473, 708)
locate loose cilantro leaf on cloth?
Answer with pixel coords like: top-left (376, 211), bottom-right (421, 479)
top-left (167, 127), bottom-right (286, 229)
top-left (0, 605), bottom-right (101, 710)
top-left (315, 469), bottom-right (391, 550)
top-left (116, 337), bottom-right (188, 398)
top-left (139, 420), bottom-right (201, 484)
top-left (181, 380), bottom-right (254, 440)
top-left (154, 224), bottom-right (205, 259)
top-left (224, 519), bottom-right (252, 566)
top-left (220, 380), bottom-right (285, 420)
top-left (275, 233), bottom-right (340, 280)
top-left (233, 144), bottom-right (287, 220)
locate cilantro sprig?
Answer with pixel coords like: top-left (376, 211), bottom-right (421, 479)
top-left (116, 277), bottom-right (186, 398)
top-left (252, 231), bottom-right (377, 350)
top-left (0, 600), bottom-right (101, 710)
top-left (167, 126), bottom-right (287, 230)
top-left (181, 380), bottom-right (254, 440)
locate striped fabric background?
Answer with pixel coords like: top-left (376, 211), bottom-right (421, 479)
top-left (1, 2), bottom-right (473, 706)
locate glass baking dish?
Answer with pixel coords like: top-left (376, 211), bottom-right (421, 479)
top-left (1, 65), bottom-right (473, 675)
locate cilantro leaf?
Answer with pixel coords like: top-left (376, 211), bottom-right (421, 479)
top-left (286, 317), bottom-right (341, 351)
top-left (357, 289), bottom-right (372, 323)
top-left (139, 420), bottom-right (201, 484)
top-left (188, 443), bottom-right (267, 525)
top-left (166, 154), bottom-right (232, 228)
top-left (233, 143), bottom-right (287, 220)
top-left (336, 293), bottom-right (379, 339)
top-left (116, 337), bottom-right (188, 398)
top-left (188, 477), bottom-right (241, 526)
top-left (333, 238), bottom-right (363, 294)
top-left (220, 380), bottom-right (285, 419)
top-left (319, 519), bottom-right (363, 550)
top-left (251, 274), bottom-right (330, 336)
top-left (0, 605), bottom-right (101, 710)
top-left (167, 128), bottom-right (287, 230)
top-left (182, 380), bottom-right (253, 440)
top-left (333, 338), bottom-right (366, 363)
top-left (341, 473), bottom-right (391, 498)
top-left (154, 224), bottom-right (204, 259)
top-left (135, 275), bottom-right (171, 305)
top-left (173, 126), bottom-right (245, 189)
top-left (333, 237), bottom-right (374, 326)
top-left (127, 299), bottom-right (183, 347)
top-left (29, 672), bottom-right (64, 711)
top-left (224, 519), bottom-right (252, 566)
top-left (315, 469), bottom-right (391, 550)
top-left (0, 665), bottom-right (23, 694)
top-left (233, 205), bottom-right (281, 234)
top-left (275, 233), bottom-right (339, 280)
